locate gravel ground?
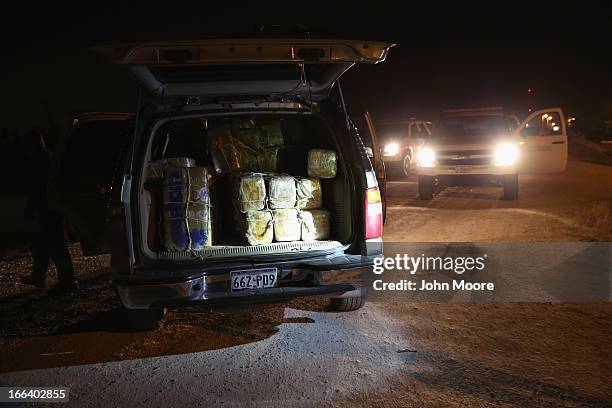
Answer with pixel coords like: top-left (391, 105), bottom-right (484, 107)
top-left (0, 158), bottom-right (610, 407)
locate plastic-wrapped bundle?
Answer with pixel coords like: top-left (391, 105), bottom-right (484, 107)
top-left (209, 123), bottom-right (280, 173)
top-left (163, 167), bottom-right (212, 251)
top-left (236, 173), bottom-right (266, 212)
top-left (268, 175), bottom-right (296, 209)
top-left (243, 210), bottom-right (274, 245)
top-left (307, 149), bottom-right (337, 179)
top-left (147, 157), bottom-right (195, 180)
top-left (296, 178), bottom-right (322, 209)
top-left (163, 203), bottom-right (212, 251)
top-left (163, 167), bottom-right (210, 204)
top-left (273, 208), bottom-right (301, 242)
top-left (300, 209), bottom-right (331, 241)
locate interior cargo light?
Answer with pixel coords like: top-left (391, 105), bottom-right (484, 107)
top-left (365, 187), bottom-right (383, 239)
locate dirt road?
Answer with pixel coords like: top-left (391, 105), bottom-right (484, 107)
top-left (0, 159), bottom-right (610, 407)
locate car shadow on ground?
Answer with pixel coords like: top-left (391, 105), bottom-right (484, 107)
top-left (0, 265), bottom-right (338, 373)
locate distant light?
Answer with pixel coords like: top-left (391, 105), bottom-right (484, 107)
top-left (542, 114), bottom-right (549, 119)
top-left (551, 122), bottom-right (556, 126)
top-left (525, 123), bottom-right (530, 127)
top-left (528, 107), bottom-right (533, 112)
top-left (527, 88), bottom-right (533, 94)
top-left (553, 126), bottom-right (560, 131)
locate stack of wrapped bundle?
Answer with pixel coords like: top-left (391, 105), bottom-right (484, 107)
top-left (163, 166), bottom-right (212, 251)
top-left (235, 173), bottom-right (273, 245)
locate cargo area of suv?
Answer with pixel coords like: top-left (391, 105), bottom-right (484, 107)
top-left (55, 38), bottom-right (395, 329)
top-left (137, 112), bottom-right (353, 261)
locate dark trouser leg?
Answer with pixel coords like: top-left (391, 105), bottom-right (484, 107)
top-left (44, 212), bottom-right (75, 284)
top-left (31, 222), bottom-right (50, 283)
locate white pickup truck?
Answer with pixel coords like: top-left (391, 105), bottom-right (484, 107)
top-left (416, 107), bottom-right (568, 200)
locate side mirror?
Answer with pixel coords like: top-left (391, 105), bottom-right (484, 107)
top-left (364, 147), bottom-right (374, 158)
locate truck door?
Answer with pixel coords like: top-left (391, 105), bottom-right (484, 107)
top-left (52, 113), bottom-right (133, 255)
top-left (515, 108), bottom-right (568, 173)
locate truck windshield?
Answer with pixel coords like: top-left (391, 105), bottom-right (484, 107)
top-left (433, 115), bottom-right (515, 142)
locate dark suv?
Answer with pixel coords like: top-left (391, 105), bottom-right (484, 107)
top-left (52, 39), bottom-right (393, 329)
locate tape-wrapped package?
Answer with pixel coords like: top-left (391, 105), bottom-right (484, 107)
top-left (268, 175), bottom-right (296, 209)
top-left (243, 210), bottom-right (274, 245)
top-left (209, 122), bottom-right (280, 173)
top-left (300, 209), bottom-right (331, 241)
top-left (236, 173), bottom-right (266, 212)
top-left (163, 166), bottom-right (212, 251)
top-left (273, 208), bottom-right (301, 242)
top-left (307, 149), bottom-right (337, 179)
top-left (296, 177), bottom-right (322, 209)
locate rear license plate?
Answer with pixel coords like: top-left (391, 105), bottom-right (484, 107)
top-left (230, 268), bottom-right (278, 291)
top-left (455, 165), bottom-right (473, 173)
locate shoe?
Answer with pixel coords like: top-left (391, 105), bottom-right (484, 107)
top-left (48, 280), bottom-right (79, 294)
top-left (20, 275), bottom-right (45, 289)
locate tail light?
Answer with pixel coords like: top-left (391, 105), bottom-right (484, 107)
top-left (365, 187), bottom-right (383, 239)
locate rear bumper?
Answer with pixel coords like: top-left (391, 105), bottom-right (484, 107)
top-left (116, 262), bottom-right (371, 310)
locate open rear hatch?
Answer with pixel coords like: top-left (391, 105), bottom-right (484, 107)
top-left (97, 39), bottom-right (394, 263)
top-left (96, 39), bottom-right (394, 100)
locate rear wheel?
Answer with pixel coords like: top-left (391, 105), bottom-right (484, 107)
top-left (125, 307), bottom-right (166, 331)
top-left (502, 173), bottom-right (519, 200)
top-left (329, 288), bottom-right (367, 312)
top-left (418, 175), bottom-right (434, 200)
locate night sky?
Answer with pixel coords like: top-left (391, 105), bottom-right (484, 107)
top-left (1, 3), bottom-right (611, 131)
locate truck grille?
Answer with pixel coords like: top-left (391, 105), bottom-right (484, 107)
top-left (437, 149), bottom-right (492, 166)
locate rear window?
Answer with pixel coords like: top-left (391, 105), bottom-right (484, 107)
top-left (60, 120), bottom-right (130, 175)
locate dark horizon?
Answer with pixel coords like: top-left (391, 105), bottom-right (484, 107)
top-left (1, 4), bottom-right (611, 132)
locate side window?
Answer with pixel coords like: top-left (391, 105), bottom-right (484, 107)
top-left (521, 112), bottom-right (563, 137)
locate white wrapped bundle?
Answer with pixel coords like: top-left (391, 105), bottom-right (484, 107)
top-left (268, 175), bottom-right (296, 209)
top-left (296, 178), bottom-right (322, 209)
top-left (237, 173), bottom-right (266, 212)
top-left (244, 210), bottom-right (274, 245)
top-left (307, 149), bottom-right (337, 179)
top-left (300, 209), bottom-right (331, 241)
top-left (273, 208), bottom-right (301, 242)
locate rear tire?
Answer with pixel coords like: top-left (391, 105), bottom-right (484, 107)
top-left (329, 288), bottom-right (367, 312)
top-left (418, 175), bottom-right (434, 200)
top-left (502, 173), bottom-right (519, 200)
top-left (125, 307), bottom-right (166, 331)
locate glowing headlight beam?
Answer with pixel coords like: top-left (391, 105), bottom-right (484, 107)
top-left (417, 147), bottom-right (436, 168)
top-left (383, 142), bottom-right (400, 156)
top-left (494, 143), bottom-right (519, 167)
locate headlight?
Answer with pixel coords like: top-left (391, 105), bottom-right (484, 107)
top-left (417, 147), bottom-right (436, 167)
top-left (383, 142), bottom-right (399, 156)
top-left (494, 143), bottom-right (519, 166)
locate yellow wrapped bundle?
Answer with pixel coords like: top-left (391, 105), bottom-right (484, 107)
top-left (307, 149), bottom-right (337, 179)
top-left (273, 208), bottom-right (301, 242)
top-left (296, 178), bottom-right (322, 209)
top-left (244, 210), bottom-right (274, 245)
top-left (300, 209), bottom-right (331, 241)
top-left (237, 173), bottom-right (266, 213)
